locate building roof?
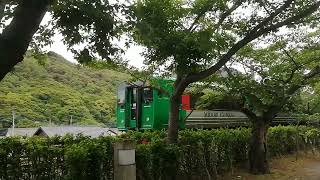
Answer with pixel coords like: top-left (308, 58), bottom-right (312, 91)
top-left (34, 126), bottom-right (119, 138)
top-left (6, 128), bottom-right (38, 137)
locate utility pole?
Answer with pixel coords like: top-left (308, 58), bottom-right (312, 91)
top-left (70, 115), bottom-right (73, 125)
top-left (12, 109), bottom-right (15, 136)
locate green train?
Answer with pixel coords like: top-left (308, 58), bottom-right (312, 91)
top-left (116, 79), bottom-right (297, 131)
top-left (116, 79), bottom-right (186, 130)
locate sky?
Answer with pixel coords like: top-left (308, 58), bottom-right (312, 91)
top-left (42, 14), bottom-right (145, 68)
top-left (42, 0), bottom-right (146, 68)
top-left (47, 33), bottom-right (145, 67)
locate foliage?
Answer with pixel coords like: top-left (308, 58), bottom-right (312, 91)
top-left (215, 30), bottom-right (320, 118)
top-left (123, 126), bottom-right (320, 179)
top-left (1, 126), bottom-right (320, 179)
top-left (0, 135), bottom-right (115, 180)
top-left (50, 0), bottom-right (123, 62)
top-left (0, 0), bottom-right (125, 63)
top-left (127, 0), bottom-right (320, 143)
top-left (291, 82), bottom-right (320, 122)
top-left (128, 0), bottom-right (320, 77)
top-left (0, 52), bottom-right (129, 127)
top-left (194, 88), bottom-right (242, 110)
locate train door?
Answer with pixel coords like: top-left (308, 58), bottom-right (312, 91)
top-left (141, 87), bottom-right (153, 129)
top-left (116, 84), bottom-right (127, 130)
top-left (116, 84), bottom-right (143, 130)
top-left (127, 86), bottom-right (144, 129)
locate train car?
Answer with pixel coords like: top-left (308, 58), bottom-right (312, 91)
top-left (116, 80), bottom-right (297, 131)
top-left (116, 79), bottom-right (186, 130)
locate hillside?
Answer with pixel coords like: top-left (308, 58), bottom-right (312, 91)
top-left (0, 52), bottom-right (130, 127)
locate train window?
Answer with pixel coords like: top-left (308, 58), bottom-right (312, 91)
top-left (143, 87), bottom-right (153, 104)
top-left (158, 90), bottom-right (164, 98)
top-left (117, 86), bottom-right (126, 106)
top-left (158, 89), bottom-right (168, 99)
top-left (131, 89), bottom-right (137, 104)
top-left (131, 88), bottom-right (137, 120)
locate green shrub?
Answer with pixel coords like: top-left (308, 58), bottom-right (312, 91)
top-left (0, 135), bottom-right (114, 180)
top-left (0, 126), bottom-right (320, 180)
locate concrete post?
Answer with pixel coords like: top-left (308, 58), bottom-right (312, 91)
top-left (114, 140), bottom-right (136, 180)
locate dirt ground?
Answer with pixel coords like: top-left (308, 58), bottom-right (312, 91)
top-left (220, 151), bottom-right (320, 180)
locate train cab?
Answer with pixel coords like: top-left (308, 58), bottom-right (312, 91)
top-left (116, 80), bottom-right (186, 131)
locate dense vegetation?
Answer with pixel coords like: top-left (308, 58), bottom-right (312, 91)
top-left (1, 126), bottom-right (320, 180)
top-left (1, 0), bottom-right (320, 175)
top-left (0, 52), bottom-right (129, 127)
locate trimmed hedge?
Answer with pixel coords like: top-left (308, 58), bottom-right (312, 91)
top-left (0, 126), bottom-right (320, 180)
top-left (124, 126), bottom-right (320, 179)
top-left (0, 135), bottom-right (114, 180)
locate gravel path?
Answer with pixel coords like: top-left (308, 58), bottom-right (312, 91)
top-left (220, 152), bottom-right (320, 180)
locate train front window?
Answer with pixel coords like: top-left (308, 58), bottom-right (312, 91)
top-left (117, 86), bottom-right (126, 107)
top-left (131, 88), bottom-right (137, 120)
top-left (143, 87), bottom-right (153, 104)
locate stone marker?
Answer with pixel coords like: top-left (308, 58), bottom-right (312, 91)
top-left (114, 140), bottom-right (136, 180)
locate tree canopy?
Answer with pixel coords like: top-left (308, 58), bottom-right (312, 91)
top-left (210, 29), bottom-right (320, 173)
top-left (220, 30), bottom-right (320, 119)
top-left (0, 0), bottom-right (125, 80)
top-left (127, 0), bottom-right (320, 144)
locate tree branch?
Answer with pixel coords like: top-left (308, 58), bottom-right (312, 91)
top-left (189, 0), bottom-right (242, 32)
top-left (262, 1), bottom-right (320, 33)
top-left (250, 0), bottom-right (294, 33)
top-left (0, 1), bottom-right (5, 22)
top-left (264, 105), bottom-right (281, 121)
top-left (186, 1), bottom-right (320, 84)
top-left (214, 0), bottom-right (242, 31)
top-left (281, 49), bottom-right (302, 84)
top-left (241, 107), bottom-right (257, 121)
top-left (285, 65), bottom-right (320, 97)
top-left (0, 0), bottom-right (50, 80)
top-left (223, 65), bottom-right (234, 77)
top-left (283, 49), bottom-right (299, 68)
top-left (304, 65), bottom-right (320, 80)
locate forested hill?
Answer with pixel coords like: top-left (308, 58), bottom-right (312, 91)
top-left (0, 52), bottom-right (130, 128)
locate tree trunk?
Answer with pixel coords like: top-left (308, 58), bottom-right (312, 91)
top-left (0, 0), bottom-right (50, 80)
top-left (167, 93), bottom-right (181, 144)
top-left (167, 76), bottom-right (189, 144)
top-left (249, 118), bottom-right (270, 174)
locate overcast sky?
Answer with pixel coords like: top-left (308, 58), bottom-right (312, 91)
top-left (45, 33), bottom-right (145, 68)
top-left (42, 12), bottom-right (145, 68)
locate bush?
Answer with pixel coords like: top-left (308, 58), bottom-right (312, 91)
top-left (132, 126), bottom-right (320, 179)
top-left (0, 126), bottom-right (320, 180)
top-left (0, 135), bottom-right (114, 180)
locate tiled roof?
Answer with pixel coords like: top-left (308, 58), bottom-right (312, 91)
top-left (6, 128), bottom-right (38, 137)
top-left (34, 126), bottom-right (119, 137)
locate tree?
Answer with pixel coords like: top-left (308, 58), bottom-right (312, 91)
top-left (217, 31), bottom-right (320, 173)
top-left (128, 0), bottom-right (320, 144)
top-left (292, 82), bottom-right (320, 117)
top-left (0, 0), bottom-right (123, 81)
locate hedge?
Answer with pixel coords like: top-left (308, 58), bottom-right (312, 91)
top-left (121, 126), bottom-right (320, 179)
top-left (0, 126), bottom-right (320, 180)
top-left (0, 135), bottom-right (114, 180)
